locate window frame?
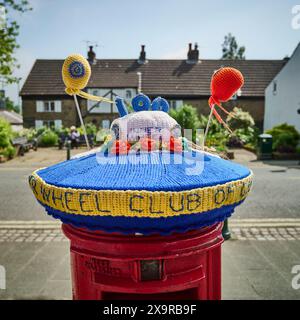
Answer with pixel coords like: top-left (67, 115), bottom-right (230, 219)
top-left (273, 81), bottom-right (277, 95)
top-left (43, 101), bottom-right (55, 112)
top-left (42, 120), bottom-right (55, 128)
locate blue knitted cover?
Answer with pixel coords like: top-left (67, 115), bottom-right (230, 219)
top-left (29, 151), bottom-right (252, 235)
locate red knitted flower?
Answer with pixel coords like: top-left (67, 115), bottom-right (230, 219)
top-left (111, 140), bottom-right (131, 155)
top-left (140, 137), bottom-right (157, 152)
top-left (168, 136), bottom-right (183, 152)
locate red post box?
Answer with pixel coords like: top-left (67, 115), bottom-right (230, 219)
top-left (62, 222), bottom-right (224, 300)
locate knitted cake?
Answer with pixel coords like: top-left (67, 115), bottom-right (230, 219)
top-left (29, 94), bottom-right (252, 235)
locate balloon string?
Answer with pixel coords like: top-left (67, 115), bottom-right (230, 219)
top-left (204, 99), bottom-right (234, 146)
top-left (73, 95), bottom-right (90, 150)
top-left (204, 103), bottom-right (215, 146)
top-left (65, 88), bottom-right (113, 104)
top-left (217, 103), bottom-right (236, 118)
top-left (78, 90), bottom-right (114, 104)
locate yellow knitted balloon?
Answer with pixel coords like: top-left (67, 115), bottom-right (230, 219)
top-left (62, 54), bottom-right (91, 92)
top-left (62, 54), bottom-right (113, 103)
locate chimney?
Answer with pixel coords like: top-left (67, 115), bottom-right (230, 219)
top-left (187, 43), bottom-right (192, 60)
top-left (87, 46), bottom-right (96, 64)
top-left (194, 43), bottom-right (199, 60)
top-left (138, 45), bottom-right (147, 64)
top-left (186, 43), bottom-right (199, 64)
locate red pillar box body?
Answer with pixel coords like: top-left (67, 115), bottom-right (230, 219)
top-left (62, 223), bottom-right (223, 300)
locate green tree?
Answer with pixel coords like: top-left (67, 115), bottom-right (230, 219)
top-left (0, 0), bottom-right (31, 84)
top-left (222, 33), bottom-right (245, 60)
top-left (2, 95), bottom-right (20, 112)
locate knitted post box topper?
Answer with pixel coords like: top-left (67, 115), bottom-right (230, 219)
top-left (29, 93), bottom-right (253, 235)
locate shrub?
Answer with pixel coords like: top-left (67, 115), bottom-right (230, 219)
top-left (169, 105), bottom-right (201, 142)
top-left (197, 106), bottom-right (258, 151)
top-left (206, 131), bottom-right (228, 152)
top-left (39, 129), bottom-right (58, 147)
top-left (53, 126), bottom-right (69, 136)
top-left (17, 128), bottom-right (37, 141)
top-left (36, 126), bottom-right (47, 137)
top-left (86, 123), bottom-right (97, 136)
top-left (266, 123), bottom-right (300, 153)
top-left (78, 123), bottom-right (97, 136)
top-left (227, 107), bottom-right (255, 130)
top-left (198, 115), bottom-right (229, 151)
top-left (226, 107), bottom-right (258, 147)
top-left (0, 117), bottom-right (12, 148)
top-left (2, 145), bottom-right (16, 158)
top-left (0, 117), bottom-right (16, 158)
top-left (170, 105), bottom-right (200, 130)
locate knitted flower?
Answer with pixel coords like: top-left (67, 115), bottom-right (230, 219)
top-left (168, 136), bottom-right (183, 153)
top-left (111, 140), bottom-right (131, 155)
top-left (140, 137), bottom-right (157, 152)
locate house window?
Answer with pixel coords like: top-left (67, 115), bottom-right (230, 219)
top-left (169, 100), bottom-right (183, 110)
top-left (102, 119), bottom-right (110, 129)
top-left (44, 101), bottom-right (55, 112)
top-left (169, 101), bottom-right (176, 109)
top-left (35, 120), bottom-right (62, 129)
top-left (36, 100), bottom-right (61, 112)
top-left (87, 88), bottom-right (137, 114)
top-left (87, 89), bottom-right (112, 114)
top-left (43, 120), bottom-right (55, 128)
top-left (126, 90), bottom-right (132, 99)
top-left (273, 81), bottom-right (277, 95)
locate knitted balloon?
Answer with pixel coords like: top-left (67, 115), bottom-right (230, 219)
top-left (62, 54), bottom-right (91, 94)
top-left (210, 67), bottom-right (244, 105)
top-left (62, 54), bottom-right (114, 149)
top-left (62, 54), bottom-right (113, 103)
top-left (206, 67), bottom-right (244, 133)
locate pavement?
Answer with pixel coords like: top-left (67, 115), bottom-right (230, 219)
top-left (0, 147), bottom-right (299, 300)
top-left (0, 220), bottom-right (299, 300)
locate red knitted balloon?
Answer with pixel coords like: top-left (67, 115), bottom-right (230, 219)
top-left (210, 67), bottom-right (244, 104)
top-left (207, 67), bottom-right (244, 130)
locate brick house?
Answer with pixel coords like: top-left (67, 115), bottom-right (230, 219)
top-left (21, 45), bottom-right (286, 130)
